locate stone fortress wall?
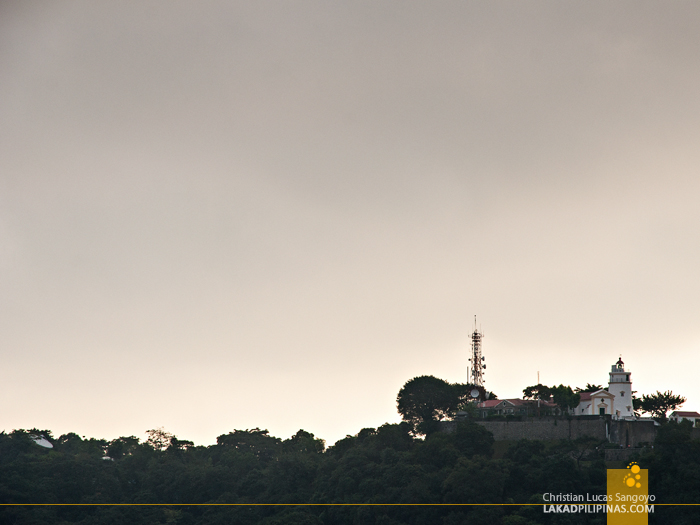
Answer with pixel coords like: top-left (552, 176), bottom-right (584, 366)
top-left (443, 416), bottom-right (658, 447)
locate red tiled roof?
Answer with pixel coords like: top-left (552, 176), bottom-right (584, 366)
top-left (477, 400), bottom-right (500, 408)
top-left (503, 398), bottom-right (531, 406)
top-left (498, 398), bottom-right (558, 408)
top-left (578, 390), bottom-right (611, 401)
top-left (672, 411), bottom-right (700, 418)
top-left (478, 398), bottom-right (559, 409)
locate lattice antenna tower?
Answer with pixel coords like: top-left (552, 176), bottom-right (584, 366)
top-left (468, 315), bottom-right (485, 387)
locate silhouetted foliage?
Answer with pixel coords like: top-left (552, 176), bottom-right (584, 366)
top-left (2, 407), bottom-right (699, 524)
top-left (522, 384), bottom-right (551, 400)
top-left (575, 383), bottom-right (603, 393)
top-left (549, 385), bottom-right (580, 412)
top-left (396, 376), bottom-right (463, 435)
top-left (523, 383), bottom-right (580, 412)
top-left (636, 390), bottom-right (686, 422)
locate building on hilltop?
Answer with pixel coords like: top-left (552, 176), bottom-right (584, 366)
top-left (574, 390), bottom-right (616, 416)
top-left (669, 411), bottom-right (700, 425)
top-left (572, 357), bottom-right (634, 419)
top-left (477, 398), bottom-right (559, 418)
top-left (475, 357), bottom-right (638, 420)
top-left (448, 357), bottom-right (700, 447)
top-left (607, 356), bottom-right (634, 418)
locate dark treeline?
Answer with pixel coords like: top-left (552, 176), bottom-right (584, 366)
top-left (1, 421), bottom-right (699, 524)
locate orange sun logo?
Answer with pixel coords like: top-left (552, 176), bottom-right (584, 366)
top-left (622, 462), bottom-right (642, 489)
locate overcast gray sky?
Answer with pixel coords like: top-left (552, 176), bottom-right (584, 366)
top-left (2, 1), bottom-right (700, 445)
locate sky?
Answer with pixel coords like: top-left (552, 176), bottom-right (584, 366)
top-left (2, 1), bottom-right (700, 446)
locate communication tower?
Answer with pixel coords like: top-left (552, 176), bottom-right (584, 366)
top-left (468, 315), bottom-right (485, 388)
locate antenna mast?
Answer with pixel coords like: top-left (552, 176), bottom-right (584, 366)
top-left (468, 315), bottom-right (485, 387)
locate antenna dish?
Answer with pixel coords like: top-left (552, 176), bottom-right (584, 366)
top-left (29, 435), bottom-right (53, 449)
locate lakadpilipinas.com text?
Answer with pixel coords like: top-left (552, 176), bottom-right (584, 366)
top-left (542, 493), bottom-right (655, 514)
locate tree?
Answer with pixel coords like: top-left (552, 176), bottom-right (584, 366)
top-left (636, 390), bottom-right (686, 422)
top-left (632, 391), bottom-right (642, 416)
top-left (106, 436), bottom-right (140, 459)
top-left (282, 430), bottom-right (325, 454)
top-left (145, 427), bottom-right (175, 451)
top-left (397, 376), bottom-right (462, 435)
top-left (216, 428), bottom-right (281, 461)
top-left (575, 383), bottom-right (603, 393)
top-left (169, 437), bottom-right (194, 451)
top-left (522, 384), bottom-right (579, 413)
top-left (452, 420), bottom-right (494, 458)
top-left (549, 385), bottom-right (580, 413)
top-left (522, 384), bottom-right (551, 400)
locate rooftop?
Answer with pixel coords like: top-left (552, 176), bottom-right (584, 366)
top-left (671, 411), bottom-right (700, 418)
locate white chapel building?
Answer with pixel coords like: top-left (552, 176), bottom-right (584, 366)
top-left (573, 357), bottom-right (635, 419)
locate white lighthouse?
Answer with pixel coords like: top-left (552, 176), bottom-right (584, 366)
top-left (608, 356), bottom-right (634, 419)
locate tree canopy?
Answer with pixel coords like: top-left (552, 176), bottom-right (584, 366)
top-left (635, 390), bottom-right (686, 422)
top-left (396, 375), bottom-right (463, 435)
top-left (575, 383), bottom-right (603, 393)
top-left (522, 383), bottom-right (551, 400)
top-left (0, 422), bottom-right (608, 524)
top-left (2, 415), bottom-right (699, 524)
top-left (522, 384), bottom-right (580, 412)
top-left (549, 385), bottom-right (580, 412)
